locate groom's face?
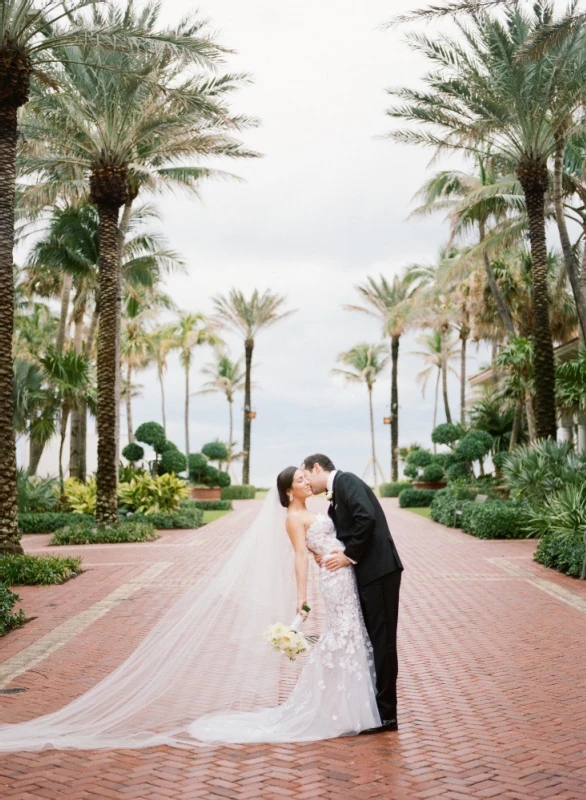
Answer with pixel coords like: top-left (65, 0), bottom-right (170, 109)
top-left (302, 465), bottom-right (328, 495)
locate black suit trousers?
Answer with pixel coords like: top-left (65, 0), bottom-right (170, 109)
top-left (358, 570), bottom-right (401, 721)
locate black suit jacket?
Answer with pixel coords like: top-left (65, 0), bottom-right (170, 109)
top-left (327, 470), bottom-right (403, 587)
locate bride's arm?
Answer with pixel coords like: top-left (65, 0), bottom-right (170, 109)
top-left (286, 515), bottom-right (309, 617)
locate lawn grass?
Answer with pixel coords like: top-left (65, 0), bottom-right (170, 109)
top-left (406, 507), bottom-right (431, 518)
top-left (202, 509), bottom-right (231, 524)
top-left (255, 490), bottom-right (269, 500)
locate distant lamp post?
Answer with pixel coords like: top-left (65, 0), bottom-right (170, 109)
top-left (383, 416), bottom-right (391, 425)
top-left (247, 410), bottom-right (257, 421)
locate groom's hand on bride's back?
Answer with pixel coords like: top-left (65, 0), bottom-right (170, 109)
top-left (324, 552), bottom-right (352, 571)
top-left (311, 552), bottom-right (323, 568)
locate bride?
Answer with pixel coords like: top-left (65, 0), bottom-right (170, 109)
top-left (0, 467), bottom-right (379, 752)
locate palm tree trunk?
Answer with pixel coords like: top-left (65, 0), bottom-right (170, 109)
top-left (390, 335), bottom-right (400, 482)
top-left (126, 364), bottom-right (134, 444)
top-left (59, 404), bottom-right (71, 494)
top-left (479, 220), bottom-right (515, 336)
top-left (56, 274), bottom-right (73, 353)
top-left (517, 163), bottom-right (557, 440)
top-left (0, 104), bottom-right (22, 553)
top-left (460, 328), bottom-right (468, 425)
top-left (158, 365), bottom-right (167, 432)
top-left (509, 402), bottom-right (522, 451)
top-left (368, 387), bottom-right (378, 491)
top-left (28, 437), bottom-right (44, 477)
top-left (525, 388), bottom-right (537, 443)
top-left (78, 303), bottom-right (97, 484)
top-left (184, 360), bottom-right (190, 460)
top-left (69, 307), bottom-right (85, 480)
top-left (87, 303), bottom-right (99, 353)
top-left (242, 338), bottom-right (254, 485)
top-left (553, 136), bottom-right (586, 342)
top-left (95, 203), bottom-right (121, 526)
top-left (441, 328), bottom-right (453, 424)
top-left (432, 369), bottom-right (440, 453)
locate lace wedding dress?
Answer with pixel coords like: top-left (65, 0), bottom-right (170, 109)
top-left (188, 513), bottom-right (381, 743)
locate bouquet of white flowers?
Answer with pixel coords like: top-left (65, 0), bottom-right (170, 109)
top-left (265, 604), bottom-right (311, 661)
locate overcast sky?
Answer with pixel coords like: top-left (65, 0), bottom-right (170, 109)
top-left (33, 0), bottom-right (492, 485)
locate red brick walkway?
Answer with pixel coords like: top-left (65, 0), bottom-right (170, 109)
top-left (1, 499), bottom-right (586, 799)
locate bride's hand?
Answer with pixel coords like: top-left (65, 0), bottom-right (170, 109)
top-left (296, 601), bottom-right (309, 619)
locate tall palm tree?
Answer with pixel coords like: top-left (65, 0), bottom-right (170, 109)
top-left (17, 6), bottom-right (248, 526)
top-left (411, 331), bottom-right (460, 444)
top-left (333, 344), bottom-right (390, 491)
top-left (198, 351), bottom-right (246, 475)
top-left (173, 312), bottom-right (220, 461)
top-left (344, 275), bottom-right (413, 481)
top-left (146, 325), bottom-right (176, 433)
top-left (494, 336), bottom-right (537, 443)
top-left (213, 290), bottom-right (295, 485)
top-left (387, 3), bottom-right (571, 439)
top-left (120, 315), bottom-right (151, 445)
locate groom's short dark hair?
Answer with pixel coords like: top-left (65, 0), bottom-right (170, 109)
top-left (303, 454), bottom-right (336, 472)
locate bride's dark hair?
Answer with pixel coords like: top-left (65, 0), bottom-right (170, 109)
top-left (277, 466), bottom-right (298, 508)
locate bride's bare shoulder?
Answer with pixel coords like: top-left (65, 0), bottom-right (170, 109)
top-left (285, 509), bottom-right (314, 533)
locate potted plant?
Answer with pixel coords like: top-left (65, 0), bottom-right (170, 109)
top-left (188, 446), bottom-right (231, 500)
top-left (404, 449), bottom-right (447, 490)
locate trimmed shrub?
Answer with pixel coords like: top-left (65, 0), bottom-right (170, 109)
top-left (430, 490), bottom-right (468, 528)
top-left (222, 485), bottom-right (256, 500)
top-left (0, 554), bottom-right (82, 585)
top-left (188, 453), bottom-right (209, 484)
top-left (432, 423), bottom-right (464, 446)
top-left (159, 446), bottom-right (187, 476)
top-left (403, 463), bottom-right (419, 479)
top-left (0, 585), bottom-right (26, 637)
top-left (135, 421), bottom-right (167, 454)
top-left (446, 460), bottom-right (470, 481)
top-left (534, 531), bottom-right (584, 579)
top-left (183, 499), bottom-right (233, 511)
top-left (459, 501), bottom-right (526, 539)
top-left (202, 441), bottom-right (228, 463)
top-left (407, 449), bottom-right (433, 468)
top-left (398, 488), bottom-right (436, 508)
top-left (51, 519), bottom-right (158, 546)
top-left (379, 482), bottom-right (411, 498)
top-left (122, 442), bottom-right (145, 463)
top-left (130, 506), bottom-right (203, 530)
top-left (422, 462), bottom-right (445, 483)
top-left (456, 430), bottom-right (493, 463)
top-left (19, 512), bottom-right (93, 533)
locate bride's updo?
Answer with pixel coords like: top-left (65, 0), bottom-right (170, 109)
top-left (277, 466), bottom-right (298, 508)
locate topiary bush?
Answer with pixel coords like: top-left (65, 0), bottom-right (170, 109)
top-left (404, 449), bottom-right (446, 483)
top-left (122, 442), bottom-right (145, 464)
top-left (182, 499), bottom-right (233, 511)
top-left (0, 585), bottom-right (26, 637)
top-left (459, 501), bottom-right (526, 539)
top-left (0, 554), bottom-right (82, 585)
top-left (135, 421), bottom-right (167, 454)
top-left (379, 482), bottom-right (412, 498)
top-left (159, 445), bottom-right (187, 476)
top-left (51, 519), bottom-right (158, 546)
top-left (429, 489), bottom-right (471, 528)
top-left (534, 531), bottom-right (584, 579)
top-left (432, 423), bottom-right (464, 447)
top-left (398, 488), bottom-right (436, 508)
top-left (188, 453), bottom-right (209, 484)
top-left (422, 462), bottom-right (445, 483)
top-left (202, 441), bottom-right (228, 465)
top-left (129, 506), bottom-right (203, 530)
top-left (19, 512), bottom-right (93, 533)
top-left (407, 449), bottom-right (433, 468)
top-left (456, 430), bottom-right (494, 464)
top-left (221, 485), bottom-right (256, 500)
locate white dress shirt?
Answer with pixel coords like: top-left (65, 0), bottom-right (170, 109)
top-left (326, 470), bottom-right (356, 565)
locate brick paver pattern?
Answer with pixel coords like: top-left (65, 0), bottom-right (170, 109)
top-left (1, 499), bottom-right (585, 799)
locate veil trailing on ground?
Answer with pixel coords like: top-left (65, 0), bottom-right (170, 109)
top-left (0, 488), bottom-right (298, 751)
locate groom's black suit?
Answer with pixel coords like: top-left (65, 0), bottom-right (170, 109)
top-left (327, 470), bottom-right (403, 722)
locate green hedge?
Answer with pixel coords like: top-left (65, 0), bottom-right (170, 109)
top-left (129, 506), bottom-right (204, 530)
top-left (50, 519), bottom-right (158, 546)
top-left (19, 512), bottom-right (93, 533)
top-left (0, 585), bottom-right (26, 637)
top-left (221, 485), bottom-right (256, 500)
top-left (398, 488), bottom-right (436, 508)
top-left (534, 531), bottom-right (584, 579)
top-left (0, 554), bottom-right (82, 585)
top-left (379, 482), bottom-right (412, 498)
top-left (459, 501), bottom-right (526, 539)
top-left (183, 499), bottom-right (233, 511)
top-left (430, 490), bottom-right (469, 528)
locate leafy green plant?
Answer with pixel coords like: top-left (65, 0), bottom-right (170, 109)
top-left (0, 586), bottom-right (26, 638)
top-left (431, 423), bottom-right (464, 447)
top-left (19, 512), bottom-right (93, 533)
top-left (182, 499), bottom-right (233, 511)
top-left (159, 444), bottom-right (187, 475)
top-left (534, 531), bottom-right (584, 579)
top-left (404, 449), bottom-right (446, 483)
top-left (17, 469), bottom-right (58, 513)
top-left (129, 506), bottom-right (203, 530)
top-left (122, 442), bottom-right (145, 464)
top-left (135, 421), bottom-right (167, 454)
top-left (51, 519), bottom-right (158, 545)
top-left (503, 440), bottom-right (586, 506)
top-left (525, 483), bottom-right (586, 579)
top-left (0, 554), bottom-right (82, 585)
top-left (221, 485), bottom-right (256, 500)
top-left (398, 488), bottom-right (436, 508)
top-left (188, 453), bottom-right (209, 484)
top-left (118, 463), bottom-right (147, 483)
top-left (422, 463), bottom-right (445, 483)
top-left (459, 501), bottom-right (526, 539)
top-left (118, 473), bottom-right (189, 514)
top-left (456, 430), bottom-right (493, 464)
top-left (63, 478), bottom-right (97, 515)
top-left (430, 490), bottom-right (469, 527)
top-left (379, 482), bottom-right (412, 498)
top-left (202, 441), bottom-right (228, 465)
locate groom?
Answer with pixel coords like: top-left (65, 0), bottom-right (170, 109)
top-left (302, 454), bottom-right (403, 734)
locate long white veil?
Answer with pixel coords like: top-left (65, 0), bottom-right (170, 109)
top-left (0, 487), bottom-right (299, 751)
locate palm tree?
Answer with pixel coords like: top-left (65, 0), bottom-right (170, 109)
top-left (387, 3), bottom-right (568, 439)
top-left (120, 315), bottom-right (151, 445)
top-left (494, 336), bottom-right (537, 443)
top-left (213, 290), bottom-right (295, 484)
top-left (17, 6), bottom-right (249, 526)
top-left (344, 275), bottom-right (413, 481)
top-left (411, 330), bottom-right (460, 445)
top-left (146, 325), bottom-right (176, 433)
top-left (198, 351), bottom-right (246, 476)
top-left (173, 313), bottom-right (220, 461)
top-left (333, 344), bottom-right (390, 491)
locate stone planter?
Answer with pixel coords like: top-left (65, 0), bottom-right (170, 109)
top-left (412, 480), bottom-right (447, 491)
top-left (190, 486), bottom-right (222, 501)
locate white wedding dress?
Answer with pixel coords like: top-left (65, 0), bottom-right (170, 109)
top-left (188, 513), bottom-right (381, 743)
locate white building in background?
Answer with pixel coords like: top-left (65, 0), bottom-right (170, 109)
top-left (468, 337), bottom-right (586, 453)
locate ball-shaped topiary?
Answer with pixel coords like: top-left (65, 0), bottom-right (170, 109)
top-left (122, 442), bottom-right (144, 464)
top-left (202, 441), bottom-right (229, 463)
top-left (205, 465), bottom-right (221, 486)
top-left (135, 421), bottom-right (167, 454)
top-left (432, 423), bottom-right (464, 447)
top-left (422, 462), bottom-right (445, 483)
top-left (188, 453), bottom-right (209, 484)
top-left (216, 470), bottom-right (231, 488)
top-left (456, 430), bottom-right (493, 463)
top-left (159, 447), bottom-right (187, 475)
top-left (403, 463), bottom-right (419, 479)
top-left (407, 449), bottom-right (433, 468)
top-left (492, 451), bottom-right (509, 469)
top-left (431, 452), bottom-right (447, 467)
top-left (446, 460), bottom-right (471, 480)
